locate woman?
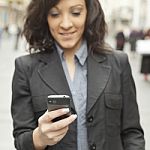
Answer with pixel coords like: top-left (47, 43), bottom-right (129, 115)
top-left (11, 0), bottom-right (145, 150)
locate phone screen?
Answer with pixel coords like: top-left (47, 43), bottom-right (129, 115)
top-left (47, 95), bottom-right (71, 122)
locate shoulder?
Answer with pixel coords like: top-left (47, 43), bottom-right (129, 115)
top-left (15, 52), bottom-right (40, 65)
top-left (102, 50), bottom-right (130, 71)
top-left (105, 50), bottom-right (129, 68)
top-left (14, 50), bottom-right (49, 68)
top-left (111, 50), bottom-right (128, 63)
top-left (92, 49), bottom-right (129, 67)
top-left (14, 52), bottom-right (44, 75)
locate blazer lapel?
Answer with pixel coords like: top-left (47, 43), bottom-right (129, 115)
top-left (37, 50), bottom-right (75, 110)
top-left (87, 53), bottom-right (111, 114)
top-left (37, 50), bottom-right (111, 114)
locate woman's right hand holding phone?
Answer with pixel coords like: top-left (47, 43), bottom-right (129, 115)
top-left (33, 108), bottom-right (77, 150)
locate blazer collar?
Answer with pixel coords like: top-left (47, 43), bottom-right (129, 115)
top-left (86, 52), bottom-right (111, 114)
top-left (37, 50), bottom-right (111, 114)
top-left (37, 50), bottom-right (75, 110)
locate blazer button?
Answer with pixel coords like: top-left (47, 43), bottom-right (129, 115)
top-left (87, 116), bottom-right (93, 123)
top-left (90, 143), bottom-right (96, 150)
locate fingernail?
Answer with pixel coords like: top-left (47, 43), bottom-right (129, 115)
top-left (62, 108), bottom-right (70, 113)
top-left (72, 114), bottom-right (77, 119)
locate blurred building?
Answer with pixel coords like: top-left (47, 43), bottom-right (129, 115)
top-left (100, 0), bottom-right (150, 34)
top-left (0, 0), bottom-right (29, 28)
top-left (0, 0), bottom-right (150, 34)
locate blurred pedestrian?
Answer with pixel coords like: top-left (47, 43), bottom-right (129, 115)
top-left (0, 26), bottom-right (3, 47)
top-left (128, 29), bottom-right (139, 52)
top-left (3, 25), bottom-right (9, 38)
top-left (140, 29), bottom-right (150, 80)
top-left (115, 30), bottom-right (126, 50)
top-left (14, 25), bottom-right (21, 50)
top-left (138, 29), bottom-right (145, 40)
top-left (11, 0), bottom-right (145, 150)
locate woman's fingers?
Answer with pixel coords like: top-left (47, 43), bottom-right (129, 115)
top-left (39, 108), bottom-right (70, 123)
top-left (37, 109), bottom-right (77, 146)
top-left (48, 114), bottom-right (77, 131)
top-left (38, 109), bottom-right (77, 133)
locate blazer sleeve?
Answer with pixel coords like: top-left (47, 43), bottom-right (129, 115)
top-left (11, 57), bottom-right (36, 150)
top-left (119, 53), bottom-right (145, 150)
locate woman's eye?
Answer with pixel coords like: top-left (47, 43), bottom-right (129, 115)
top-left (72, 12), bottom-right (81, 16)
top-left (49, 12), bottom-right (60, 18)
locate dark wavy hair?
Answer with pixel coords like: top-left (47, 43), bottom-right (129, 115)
top-left (23, 0), bottom-right (108, 53)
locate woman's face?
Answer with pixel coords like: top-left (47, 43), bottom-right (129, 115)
top-left (47, 0), bottom-right (87, 52)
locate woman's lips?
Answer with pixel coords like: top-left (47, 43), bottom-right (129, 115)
top-left (60, 31), bottom-right (76, 37)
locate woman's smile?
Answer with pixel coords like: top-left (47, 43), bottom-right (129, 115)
top-left (59, 31), bottom-right (77, 39)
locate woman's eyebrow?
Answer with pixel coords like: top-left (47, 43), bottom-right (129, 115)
top-left (50, 4), bottom-right (84, 12)
top-left (50, 6), bottom-right (59, 11)
top-left (70, 4), bottom-right (84, 9)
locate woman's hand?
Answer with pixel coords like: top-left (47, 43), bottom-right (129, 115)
top-left (33, 108), bottom-right (77, 150)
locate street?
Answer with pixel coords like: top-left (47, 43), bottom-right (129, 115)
top-left (0, 37), bottom-right (150, 149)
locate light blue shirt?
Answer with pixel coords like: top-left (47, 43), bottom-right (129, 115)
top-left (56, 40), bottom-right (88, 150)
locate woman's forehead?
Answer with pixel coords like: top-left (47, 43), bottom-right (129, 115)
top-left (51, 0), bottom-right (86, 7)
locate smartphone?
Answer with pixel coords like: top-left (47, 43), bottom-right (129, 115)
top-left (47, 95), bottom-right (71, 122)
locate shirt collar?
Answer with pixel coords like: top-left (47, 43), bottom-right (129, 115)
top-left (56, 43), bottom-right (64, 61)
top-left (56, 40), bottom-right (88, 66)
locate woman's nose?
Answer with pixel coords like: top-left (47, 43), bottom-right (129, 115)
top-left (60, 15), bottom-right (73, 29)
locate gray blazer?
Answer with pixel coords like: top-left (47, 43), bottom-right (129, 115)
top-left (11, 49), bottom-right (145, 150)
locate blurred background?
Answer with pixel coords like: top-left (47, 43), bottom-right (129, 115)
top-left (0, 0), bottom-right (150, 149)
